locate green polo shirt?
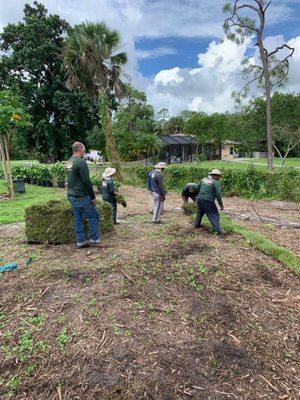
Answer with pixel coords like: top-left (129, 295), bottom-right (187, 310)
top-left (67, 156), bottom-right (95, 200)
top-left (197, 175), bottom-right (223, 207)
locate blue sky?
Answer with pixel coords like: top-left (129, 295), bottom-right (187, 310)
top-left (1, 0), bottom-right (300, 114)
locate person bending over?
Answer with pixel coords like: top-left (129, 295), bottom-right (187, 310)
top-left (195, 169), bottom-right (224, 234)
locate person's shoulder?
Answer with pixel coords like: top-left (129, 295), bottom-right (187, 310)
top-left (77, 157), bottom-right (88, 167)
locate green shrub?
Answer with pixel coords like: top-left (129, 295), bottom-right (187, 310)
top-left (51, 162), bottom-right (67, 182)
top-left (11, 165), bottom-right (27, 179)
top-left (90, 175), bottom-right (101, 188)
top-left (124, 164), bottom-right (300, 202)
top-left (25, 199), bottom-right (113, 244)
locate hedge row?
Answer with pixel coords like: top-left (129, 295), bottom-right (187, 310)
top-left (123, 164), bottom-right (300, 202)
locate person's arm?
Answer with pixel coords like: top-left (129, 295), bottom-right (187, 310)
top-left (155, 173), bottom-right (166, 197)
top-left (214, 181), bottom-right (223, 209)
top-left (108, 180), bottom-right (116, 195)
top-left (78, 160), bottom-right (95, 201)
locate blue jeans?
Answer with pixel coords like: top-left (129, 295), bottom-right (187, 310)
top-left (68, 195), bottom-right (100, 245)
top-left (195, 199), bottom-right (221, 233)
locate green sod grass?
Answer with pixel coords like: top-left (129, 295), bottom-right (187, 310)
top-left (0, 180), bottom-right (63, 225)
top-left (200, 213), bottom-right (300, 276)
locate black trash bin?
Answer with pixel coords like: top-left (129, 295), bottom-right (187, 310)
top-left (13, 179), bottom-right (26, 194)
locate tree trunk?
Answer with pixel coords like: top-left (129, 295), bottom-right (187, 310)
top-left (258, 41), bottom-right (274, 171)
top-left (0, 133), bottom-right (14, 198)
top-left (100, 94), bottom-right (122, 180)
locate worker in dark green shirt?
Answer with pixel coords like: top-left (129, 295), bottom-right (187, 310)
top-left (195, 169), bottom-right (224, 234)
top-left (101, 167), bottom-right (118, 224)
top-left (67, 142), bottom-right (100, 248)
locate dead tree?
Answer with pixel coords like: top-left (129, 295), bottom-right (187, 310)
top-left (223, 0), bottom-right (294, 170)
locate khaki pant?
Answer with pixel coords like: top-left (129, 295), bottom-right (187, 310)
top-left (152, 192), bottom-right (164, 222)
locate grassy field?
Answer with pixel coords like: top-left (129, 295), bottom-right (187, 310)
top-left (0, 180), bottom-right (63, 225)
top-left (235, 157), bottom-right (300, 168)
top-left (9, 157), bottom-right (300, 171)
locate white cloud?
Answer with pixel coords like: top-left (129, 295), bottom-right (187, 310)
top-left (136, 46), bottom-right (177, 60)
top-left (1, 1), bottom-right (300, 115)
top-left (146, 35), bottom-right (300, 115)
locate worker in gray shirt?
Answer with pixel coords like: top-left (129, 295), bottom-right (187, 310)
top-left (149, 162), bottom-right (167, 224)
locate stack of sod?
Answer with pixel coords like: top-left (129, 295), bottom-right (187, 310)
top-left (25, 199), bottom-right (113, 244)
top-left (115, 193), bottom-right (127, 207)
top-left (182, 202), bottom-right (197, 215)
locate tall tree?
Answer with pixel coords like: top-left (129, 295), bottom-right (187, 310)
top-left (184, 112), bottom-right (230, 144)
top-left (0, 1), bottom-right (96, 161)
top-left (113, 84), bottom-right (160, 161)
top-left (64, 22), bottom-right (127, 177)
top-left (0, 90), bottom-right (31, 197)
top-left (223, 0), bottom-right (294, 170)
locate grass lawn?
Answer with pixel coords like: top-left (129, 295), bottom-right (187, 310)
top-left (0, 180), bottom-right (63, 225)
top-left (235, 157), bottom-right (300, 168)
top-left (10, 159), bottom-right (38, 166)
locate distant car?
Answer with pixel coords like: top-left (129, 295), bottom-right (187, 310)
top-left (84, 150), bottom-right (103, 162)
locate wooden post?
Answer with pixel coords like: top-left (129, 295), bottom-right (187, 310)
top-left (0, 133), bottom-right (14, 197)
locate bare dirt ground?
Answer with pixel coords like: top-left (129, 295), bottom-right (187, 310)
top-left (0, 186), bottom-right (299, 400)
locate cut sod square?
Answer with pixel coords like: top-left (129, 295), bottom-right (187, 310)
top-left (25, 199), bottom-right (114, 244)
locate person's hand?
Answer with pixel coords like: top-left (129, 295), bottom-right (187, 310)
top-left (161, 195), bottom-right (166, 201)
top-left (220, 205), bottom-right (224, 210)
top-left (92, 198), bottom-right (97, 206)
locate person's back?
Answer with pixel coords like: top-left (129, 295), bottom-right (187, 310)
top-left (101, 178), bottom-right (115, 202)
top-left (197, 175), bottom-right (222, 205)
top-left (150, 169), bottom-right (166, 196)
top-left (67, 156), bottom-right (94, 200)
top-left (195, 170), bottom-right (223, 234)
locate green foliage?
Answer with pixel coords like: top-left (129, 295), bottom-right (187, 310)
top-left (0, 2), bottom-right (97, 161)
top-left (0, 90), bottom-right (31, 135)
top-left (126, 164), bottom-right (300, 202)
top-left (50, 162), bottom-right (67, 181)
top-left (25, 199), bottom-right (114, 244)
top-left (86, 125), bottom-right (106, 155)
top-left (58, 328), bottom-right (68, 351)
top-left (184, 112), bottom-right (233, 144)
top-left (113, 84), bottom-right (159, 161)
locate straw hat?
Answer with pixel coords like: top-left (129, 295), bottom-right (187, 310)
top-left (102, 167), bottom-right (116, 178)
top-left (155, 162), bottom-right (167, 169)
top-left (209, 169), bottom-right (222, 176)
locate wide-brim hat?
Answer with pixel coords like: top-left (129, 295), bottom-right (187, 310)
top-left (102, 167), bottom-right (116, 178)
top-left (209, 169), bottom-right (222, 176)
top-left (155, 162), bottom-right (167, 169)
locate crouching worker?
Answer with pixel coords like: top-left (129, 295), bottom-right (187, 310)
top-left (101, 167), bottom-right (118, 225)
top-left (195, 169), bottom-right (224, 234)
top-left (67, 142), bottom-right (100, 248)
top-left (182, 183), bottom-right (199, 203)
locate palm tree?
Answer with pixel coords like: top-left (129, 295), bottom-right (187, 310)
top-left (63, 22), bottom-right (127, 176)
